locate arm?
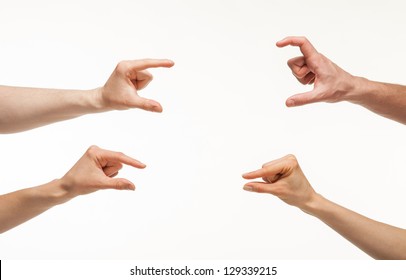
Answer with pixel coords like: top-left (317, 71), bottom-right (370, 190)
top-left (0, 145), bottom-right (145, 234)
top-left (0, 59), bottom-right (174, 133)
top-left (242, 155), bottom-right (406, 259)
top-left (276, 36), bottom-right (406, 125)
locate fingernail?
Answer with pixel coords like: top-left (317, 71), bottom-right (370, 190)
top-left (128, 185), bottom-right (135, 191)
top-left (243, 185), bottom-right (253, 192)
top-left (286, 99), bottom-right (295, 107)
top-left (150, 104), bottom-right (162, 113)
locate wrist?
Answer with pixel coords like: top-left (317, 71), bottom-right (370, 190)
top-left (38, 179), bottom-right (76, 206)
top-left (331, 73), bottom-right (358, 103)
top-left (341, 76), bottom-right (376, 104)
top-left (88, 87), bottom-right (110, 113)
top-left (300, 193), bottom-right (327, 217)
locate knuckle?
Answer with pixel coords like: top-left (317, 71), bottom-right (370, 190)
top-left (299, 36), bottom-right (308, 42)
top-left (298, 77), bottom-right (308, 85)
top-left (116, 60), bottom-right (129, 74)
top-left (252, 185), bottom-right (261, 193)
top-left (86, 145), bottom-right (99, 156)
top-left (141, 99), bottom-right (151, 110)
top-left (285, 154), bottom-right (298, 167)
top-left (115, 180), bottom-right (123, 190)
top-left (294, 70), bottom-right (305, 79)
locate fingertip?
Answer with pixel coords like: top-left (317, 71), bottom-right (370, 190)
top-left (152, 105), bottom-right (163, 113)
top-left (158, 59), bottom-right (175, 68)
top-left (133, 161), bottom-right (146, 169)
top-left (276, 38), bottom-right (288, 47)
top-left (286, 99), bottom-right (295, 107)
top-left (243, 185), bottom-right (254, 192)
top-left (122, 180), bottom-right (136, 191)
top-left (130, 159), bottom-right (146, 169)
top-left (242, 169), bottom-right (263, 179)
top-left (107, 178), bottom-right (135, 191)
top-left (148, 100), bottom-right (163, 113)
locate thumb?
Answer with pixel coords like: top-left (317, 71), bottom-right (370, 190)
top-left (285, 89), bottom-right (322, 107)
top-left (130, 96), bottom-right (163, 113)
top-left (104, 178), bottom-right (136, 191)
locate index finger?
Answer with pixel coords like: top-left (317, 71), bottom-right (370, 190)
top-left (276, 36), bottom-right (318, 57)
top-left (129, 58), bottom-right (175, 71)
top-left (100, 149), bottom-right (146, 169)
top-left (242, 168), bottom-right (268, 180)
top-left (242, 161), bottom-right (285, 180)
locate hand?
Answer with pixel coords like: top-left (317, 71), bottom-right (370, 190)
top-left (98, 59), bottom-right (174, 112)
top-left (276, 36), bottom-right (356, 107)
top-left (60, 145), bottom-right (146, 200)
top-left (242, 155), bottom-right (316, 209)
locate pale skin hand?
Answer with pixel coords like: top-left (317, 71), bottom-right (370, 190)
top-left (98, 59), bottom-right (174, 112)
top-left (0, 146), bottom-right (145, 234)
top-left (277, 36), bottom-right (406, 124)
top-left (0, 59), bottom-right (174, 133)
top-left (242, 155), bottom-right (406, 259)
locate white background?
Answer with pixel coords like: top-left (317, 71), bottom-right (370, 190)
top-left (0, 0), bottom-right (405, 259)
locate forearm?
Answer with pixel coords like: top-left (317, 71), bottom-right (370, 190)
top-left (303, 194), bottom-right (406, 259)
top-left (343, 77), bottom-right (406, 125)
top-left (0, 179), bottom-right (72, 233)
top-left (0, 86), bottom-right (105, 133)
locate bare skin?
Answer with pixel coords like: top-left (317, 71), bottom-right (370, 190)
top-left (0, 58), bottom-right (174, 233)
top-left (0, 59), bottom-right (174, 133)
top-left (276, 36), bottom-right (406, 125)
top-left (0, 146), bottom-right (145, 234)
top-left (242, 37), bottom-right (406, 259)
top-left (242, 155), bottom-right (406, 260)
